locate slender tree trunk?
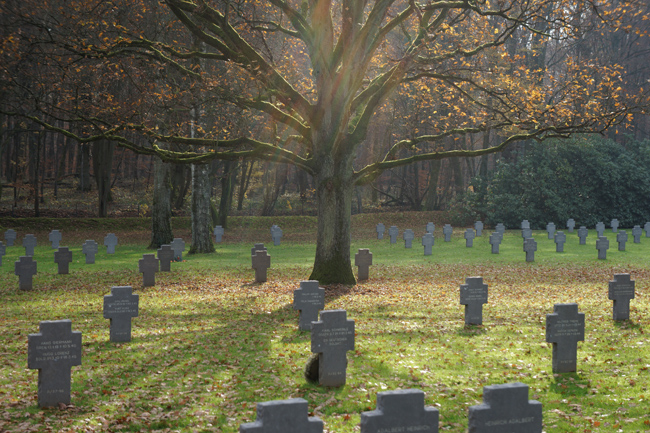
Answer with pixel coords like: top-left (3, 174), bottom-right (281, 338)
top-left (92, 140), bottom-right (115, 217)
top-left (237, 159), bottom-right (254, 211)
top-left (189, 163), bottom-right (215, 254)
top-left (149, 157), bottom-right (173, 249)
top-left (424, 160), bottom-right (442, 211)
top-left (79, 143), bottom-right (91, 192)
top-left (216, 160), bottom-right (236, 228)
top-left (32, 130), bottom-right (40, 217)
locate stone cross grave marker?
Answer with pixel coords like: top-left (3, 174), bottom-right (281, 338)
top-left (49, 230), bottom-right (62, 249)
top-left (422, 233), bottom-right (434, 256)
top-left (616, 231), bottom-right (628, 251)
top-left (523, 237), bottom-right (537, 262)
top-left (554, 231), bottom-right (566, 253)
top-left (464, 228), bottom-right (475, 247)
top-left (251, 243), bottom-right (267, 256)
top-left (645, 222), bottom-right (650, 237)
top-left (54, 247), bottom-right (73, 274)
top-left (355, 248), bottom-right (373, 280)
top-left (139, 254), bottom-right (159, 287)
top-left (577, 226), bottom-right (588, 245)
top-left (521, 220), bottom-right (530, 230)
top-left (596, 236), bottom-right (609, 260)
top-left (28, 319), bottom-right (82, 408)
top-left (443, 224), bottom-right (453, 242)
top-left (103, 286), bottom-right (139, 342)
top-left (0, 241), bottom-right (5, 266)
top-left (157, 244), bottom-right (174, 272)
top-left (546, 303), bottom-right (585, 373)
top-left (311, 309), bottom-right (355, 387)
top-left (23, 234), bottom-right (37, 256)
top-left (15, 256), bottom-right (37, 290)
top-left (293, 281), bottom-right (325, 331)
top-left (546, 222), bottom-right (556, 239)
top-left (521, 228), bottom-right (532, 239)
top-left (271, 226), bottom-right (283, 246)
top-left (632, 225), bottom-right (642, 243)
top-left (239, 398), bottom-right (323, 433)
top-left (213, 225), bottom-right (224, 243)
top-left (82, 240), bottom-right (99, 264)
top-left (475, 221), bottom-right (484, 237)
top-left (426, 222), bottom-right (435, 234)
top-left (495, 223), bottom-right (505, 234)
top-left (468, 382), bottom-right (542, 433)
top-left (104, 233), bottom-right (118, 254)
top-left (5, 229), bottom-right (17, 246)
top-left (460, 276), bottom-right (488, 325)
top-left (489, 232), bottom-right (502, 254)
top-left (252, 250), bottom-right (271, 283)
top-left (610, 219), bottom-right (619, 233)
top-left (388, 226), bottom-right (398, 244)
top-left (360, 389), bottom-right (439, 433)
top-left (170, 238), bottom-right (185, 260)
top-left (595, 222), bottom-right (605, 237)
top-left (403, 229), bottom-right (415, 248)
top-left (376, 223), bottom-right (385, 239)
top-left (609, 274), bottom-right (635, 321)
top-left (566, 218), bottom-right (576, 232)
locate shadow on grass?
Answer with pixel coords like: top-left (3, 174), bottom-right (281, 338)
top-left (456, 324), bottom-right (487, 337)
top-left (612, 320), bottom-right (643, 331)
top-left (550, 373), bottom-right (589, 397)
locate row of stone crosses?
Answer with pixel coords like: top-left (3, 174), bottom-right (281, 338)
top-left (26, 271), bottom-right (635, 432)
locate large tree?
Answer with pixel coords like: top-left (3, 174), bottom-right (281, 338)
top-left (1, 0), bottom-right (648, 283)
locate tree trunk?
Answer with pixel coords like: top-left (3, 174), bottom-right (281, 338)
top-left (92, 140), bottom-right (115, 217)
top-left (79, 143), bottom-right (91, 191)
top-left (189, 163), bottom-right (215, 254)
top-left (424, 159), bottom-right (442, 211)
top-left (216, 160), bottom-right (236, 228)
top-left (149, 157), bottom-right (174, 249)
top-left (237, 159), bottom-right (254, 211)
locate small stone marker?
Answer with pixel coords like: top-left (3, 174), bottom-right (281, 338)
top-left (239, 398), bottom-right (323, 433)
top-left (310, 309), bottom-right (355, 387)
top-left (170, 238), bottom-right (185, 260)
top-left (271, 226), bottom-right (283, 246)
top-left (360, 389), bottom-right (439, 433)
top-left (554, 231), bottom-right (566, 253)
top-left (376, 223), bottom-right (385, 239)
top-left (422, 233), bottom-right (434, 256)
top-left (82, 240), bottom-right (99, 264)
top-left (388, 226), bottom-right (398, 244)
top-left (595, 222), bottom-right (605, 237)
top-left (523, 237), bottom-right (537, 262)
top-left (546, 303), bottom-right (585, 373)
top-left (464, 228), bottom-right (475, 247)
top-left (632, 225), bottom-right (642, 243)
top-left (251, 243), bottom-right (267, 256)
top-left (355, 248), bottom-right (373, 280)
top-left (23, 234), bottom-right (37, 256)
top-left (609, 273), bottom-right (635, 321)
top-left (577, 226), bottom-right (588, 245)
top-left (213, 225), bottom-right (224, 243)
top-left (54, 247), bottom-right (73, 274)
top-left (103, 286), bottom-right (139, 342)
top-left (521, 220), bottom-right (530, 230)
top-left (495, 223), bottom-right (505, 234)
top-left (475, 221), bottom-right (484, 236)
top-left (28, 319), bottom-right (82, 408)
top-left (403, 229), bottom-right (414, 248)
top-left (610, 219), bottom-right (619, 233)
top-left (15, 256), bottom-right (37, 290)
top-left (616, 230), bottom-right (628, 251)
top-left (489, 232), bottom-right (502, 254)
top-left (645, 222), bottom-right (650, 237)
top-left (596, 236), bottom-right (609, 260)
top-left (104, 233), bottom-right (118, 254)
top-left (252, 250), bottom-right (271, 283)
top-left (443, 224), bottom-right (452, 242)
top-left (468, 382), bottom-right (542, 433)
top-left (426, 222), bottom-right (435, 234)
top-left (546, 222), bottom-right (556, 239)
top-left (157, 244), bottom-right (174, 272)
top-left (293, 281), bottom-right (325, 331)
top-left (0, 241), bottom-right (5, 266)
top-left (521, 228), bottom-right (532, 239)
top-left (460, 276), bottom-right (488, 325)
top-left (48, 230), bottom-right (62, 249)
top-left (5, 229), bottom-right (17, 246)
top-left (566, 218), bottom-right (575, 232)
top-left (139, 254), bottom-right (159, 287)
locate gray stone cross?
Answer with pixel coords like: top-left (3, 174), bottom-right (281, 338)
top-left (157, 244), bottom-right (174, 272)
top-left (577, 226), bottom-right (588, 245)
top-left (103, 286), bottom-right (139, 342)
top-left (645, 222), bottom-right (650, 237)
top-left (28, 319), bottom-right (82, 408)
top-left (595, 222), bottom-right (605, 237)
top-left (15, 256), bottom-right (37, 290)
top-left (426, 222), bottom-right (435, 234)
top-left (443, 224), bottom-right (453, 242)
top-left (422, 233), bottom-right (434, 256)
top-left (610, 219), bottom-right (619, 233)
top-left (521, 228), bottom-right (532, 239)
top-left (460, 276), bottom-right (488, 325)
top-left (239, 398), bottom-right (323, 433)
top-left (251, 243), bottom-right (267, 256)
top-left (489, 232), bottom-right (502, 254)
top-left (23, 234), bottom-right (37, 256)
top-left (616, 230), bottom-right (628, 251)
top-left (104, 233), bottom-right (118, 254)
top-left (596, 236), bottom-right (609, 260)
top-left (546, 222), bottom-right (556, 239)
top-left (608, 274), bottom-right (635, 321)
top-left (521, 220), bottom-right (530, 230)
top-left (49, 230), bottom-right (62, 249)
top-left (252, 250), bottom-right (271, 283)
top-left (293, 280), bottom-right (325, 331)
top-left (360, 389), bottom-right (439, 433)
top-left (355, 248), bottom-right (373, 280)
top-left (388, 226), bottom-right (398, 244)
top-left (139, 254), bottom-right (159, 287)
top-left (566, 218), bottom-right (575, 232)
top-left (54, 247), bottom-right (73, 274)
top-left (213, 225), bottom-right (224, 243)
top-left (464, 228), bottom-right (475, 247)
top-left (523, 237), bottom-right (537, 262)
top-left (4, 229), bottom-right (17, 246)
top-left (632, 225), bottom-right (642, 243)
top-left (474, 221), bottom-right (484, 236)
top-left (468, 382), bottom-right (542, 433)
top-left (495, 223), bottom-right (505, 234)
top-left (310, 309), bottom-right (355, 387)
top-left (554, 231), bottom-right (566, 253)
top-left (546, 303), bottom-right (585, 373)
top-left (403, 229), bottom-right (415, 248)
top-left (376, 223), bottom-right (385, 239)
top-left (170, 238), bottom-right (185, 260)
top-left (271, 226), bottom-right (283, 246)
top-left (0, 241), bottom-right (5, 266)
top-left (82, 240), bottom-right (99, 264)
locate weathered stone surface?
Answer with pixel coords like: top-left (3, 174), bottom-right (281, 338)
top-left (595, 222), bottom-right (605, 237)
top-left (157, 244), bottom-right (174, 272)
top-left (310, 310), bottom-right (354, 387)
top-left (495, 223), bottom-right (505, 234)
top-left (577, 226), bottom-right (588, 245)
top-left (596, 236), bottom-right (609, 260)
top-left (443, 224), bottom-right (452, 242)
top-left (566, 219), bottom-right (575, 232)
top-left (170, 238), bottom-right (185, 260)
top-left (293, 281), bottom-right (325, 331)
top-left (546, 303), bottom-right (585, 373)
top-left (355, 249), bottom-right (373, 280)
top-left (5, 229), bottom-right (17, 246)
top-left (360, 389), bottom-right (439, 433)
top-left (616, 231), bottom-right (628, 251)
top-left (251, 243), bottom-right (267, 256)
top-left (271, 226), bottom-right (283, 246)
top-left (523, 237), bottom-right (537, 262)
top-left (610, 219), bottom-right (619, 233)
top-left (608, 274), bottom-right (635, 321)
top-left (554, 231), bottom-right (566, 253)
top-left (489, 232), bottom-right (502, 254)
top-left (460, 277), bottom-right (488, 325)
top-left (82, 240), bottom-right (99, 264)
top-left (468, 382), bottom-right (542, 433)
top-left (464, 228), bottom-right (475, 247)
top-left (644, 222), bottom-right (650, 237)
top-left (104, 233), bottom-right (118, 254)
top-left (103, 286), bottom-right (139, 342)
top-left (252, 250), bottom-right (271, 283)
top-left (521, 228), bottom-right (532, 239)
top-left (54, 247), bottom-right (73, 274)
top-left (474, 221), bottom-right (484, 237)
top-left (239, 398), bottom-right (323, 433)
top-left (0, 241), bottom-right (5, 266)
top-left (426, 222), bottom-right (435, 234)
top-left (15, 256), bottom-right (37, 290)
top-left (521, 220), bottom-right (530, 230)
top-left (422, 233), bottom-right (434, 256)
top-left (632, 226), bottom-right (642, 243)
top-left (376, 223), bottom-right (385, 239)
top-left (546, 222), bottom-right (556, 239)
top-left (23, 234), bottom-right (37, 256)
top-left (214, 225), bottom-right (225, 243)
top-left (49, 230), bottom-right (62, 249)
top-left (139, 254), bottom-right (159, 287)
top-left (388, 226), bottom-right (398, 244)
top-left (403, 229), bottom-right (415, 248)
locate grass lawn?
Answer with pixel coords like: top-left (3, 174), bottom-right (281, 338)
top-left (0, 219), bottom-right (649, 432)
